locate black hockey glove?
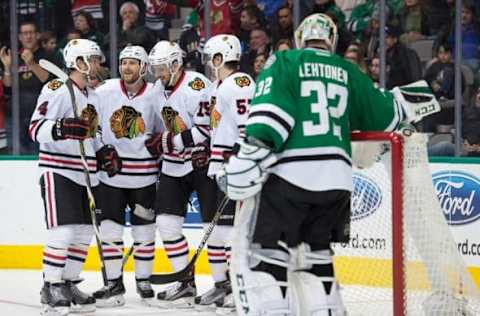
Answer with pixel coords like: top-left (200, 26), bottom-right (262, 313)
top-left (51, 118), bottom-right (90, 141)
top-left (96, 144), bottom-right (122, 177)
top-left (145, 132), bottom-right (174, 157)
top-left (191, 142), bottom-right (210, 170)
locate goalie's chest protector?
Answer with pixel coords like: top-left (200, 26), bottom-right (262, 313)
top-left (156, 70), bottom-right (211, 177)
top-left (95, 79), bottom-right (162, 188)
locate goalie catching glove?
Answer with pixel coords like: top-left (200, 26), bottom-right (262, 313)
top-left (392, 80), bottom-right (440, 124)
top-left (144, 131), bottom-right (174, 157)
top-left (216, 138), bottom-right (277, 201)
top-left (96, 144), bottom-right (122, 177)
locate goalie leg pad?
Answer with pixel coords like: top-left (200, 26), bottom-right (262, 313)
top-left (287, 246), bottom-right (346, 316)
top-left (230, 195), bottom-right (291, 316)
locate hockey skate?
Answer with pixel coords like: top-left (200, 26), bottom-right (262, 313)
top-left (194, 279), bottom-right (231, 311)
top-left (40, 281), bottom-right (71, 316)
top-left (92, 277), bottom-right (126, 308)
top-left (65, 280), bottom-right (96, 313)
top-left (216, 292), bottom-right (236, 315)
top-left (156, 277), bottom-right (196, 309)
top-left (136, 279), bottom-right (155, 305)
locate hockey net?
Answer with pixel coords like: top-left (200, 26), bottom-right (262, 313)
top-left (332, 132), bottom-right (480, 316)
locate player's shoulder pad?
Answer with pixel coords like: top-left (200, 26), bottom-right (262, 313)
top-left (46, 78), bottom-right (64, 91)
top-left (232, 73), bottom-right (253, 88)
top-left (185, 71), bottom-right (210, 91)
top-left (40, 78), bottom-right (66, 97)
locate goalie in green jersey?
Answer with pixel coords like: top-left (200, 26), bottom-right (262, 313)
top-left (217, 13), bottom-right (440, 316)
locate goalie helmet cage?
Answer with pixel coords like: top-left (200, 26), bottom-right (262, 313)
top-left (335, 131), bottom-right (480, 316)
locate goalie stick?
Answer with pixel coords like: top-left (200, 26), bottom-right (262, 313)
top-left (39, 58), bottom-right (109, 286)
top-left (150, 196), bottom-right (230, 284)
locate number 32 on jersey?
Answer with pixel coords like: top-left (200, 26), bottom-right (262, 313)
top-left (255, 77), bottom-right (347, 138)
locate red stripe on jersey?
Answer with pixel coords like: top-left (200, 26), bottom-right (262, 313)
top-left (40, 156), bottom-right (97, 168)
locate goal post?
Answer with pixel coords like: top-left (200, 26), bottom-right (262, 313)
top-left (334, 131), bottom-right (480, 316)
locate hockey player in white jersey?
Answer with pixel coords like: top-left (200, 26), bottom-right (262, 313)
top-left (197, 34), bottom-right (256, 311)
top-left (91, 45), bottom-right (163, 307)
top-left (29, 39), bottom-right (121, 316)
top-left (145, 40), bottom-right (217, 308)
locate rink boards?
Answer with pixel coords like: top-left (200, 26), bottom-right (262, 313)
top-left (1, 157), bottom-right (480, 288)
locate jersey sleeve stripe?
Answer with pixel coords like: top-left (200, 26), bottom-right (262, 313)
top-left (385, 99), bottom-right (403, 131)
top-left (249, 103), bottom-right (295, 128)
top-left (249, 111), bottom-right (292, 134)
top-left (247, 116), bottom-right (289, 142)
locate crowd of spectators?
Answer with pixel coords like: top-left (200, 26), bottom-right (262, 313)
top-left (0, 0), bottom-right (479, 156)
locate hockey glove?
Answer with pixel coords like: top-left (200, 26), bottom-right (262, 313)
top-left (96, 144), bottom-right (122, 177)
top-left (391, 80), bottom-right (440, 123)
top-left (145, 132), bottom-right (174, 157)
top-left (191, 142), bottom-right (210, 170)
top-left (51, 118), bottom-right (90, 141)
top-left (216, 138), bottom-right (277, 201)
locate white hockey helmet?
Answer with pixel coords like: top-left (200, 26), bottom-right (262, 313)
top-left (294, 13), bottom-right (338, 53)
top-left (148, 41), bottom-right (184, 68)
top-left (63, 39), bottom-right (105, 74)
top-left (203, 34), bottom-right (241, 67)
top-left (119, 45), bottom-right (149, 77)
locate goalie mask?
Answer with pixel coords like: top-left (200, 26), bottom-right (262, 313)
top-left (148, 41), bottom-right (185, 86)
top-left (294, 13), bottom-right (338, 53)
top-left (63, 39), bottom-right (105, 75)
top-left (119, 45), bottom-right (149, 80)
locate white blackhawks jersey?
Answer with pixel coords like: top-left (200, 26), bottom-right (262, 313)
top-left (154, 70), bottom-right (211, 177)
top-left (29, 79), bottom-right (100, 187)
top-left (95, 79), bottom-right (164, 188)
top-left (207, 72), bottom-right (256, 177)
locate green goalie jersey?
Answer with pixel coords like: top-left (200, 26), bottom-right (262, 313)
top-left (246, 48), bottom-right (404, 192)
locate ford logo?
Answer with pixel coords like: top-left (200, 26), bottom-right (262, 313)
top-left (352, 173), bottom-right (382, 221)
top-left (432, 171), bottom-right (480, 225)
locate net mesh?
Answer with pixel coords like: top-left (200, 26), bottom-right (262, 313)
top-left (333, 133), bottom-right (480, 316)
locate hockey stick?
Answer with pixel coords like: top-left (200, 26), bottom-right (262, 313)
top-left (39, 59), bottom-right (109, 286)
top-left (150, 196), bottom-right (230, 284)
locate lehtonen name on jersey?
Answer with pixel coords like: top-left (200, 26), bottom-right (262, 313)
top-left (298, 62), bottom-right (348, 85)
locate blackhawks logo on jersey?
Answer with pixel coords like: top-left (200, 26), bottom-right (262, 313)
top-left (47, 79), bottom-right (63, 91)
top-left (188, 77), bottom-right (206, 91)
top-left (80, 104), bottom-right (99, 137)
top-left (162, 106), bottom-right (187, 134)
top-left (234, 76), bottom-right (251, 88)
top-left (209, 96), bottom-right (221, 128)
top-left (110, 105), bottom-right (145, 139)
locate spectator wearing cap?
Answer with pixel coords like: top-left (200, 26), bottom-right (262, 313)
top-left (385, 24), bottom-right (422, 89)
top-left (104, 1), bottom-right (156, 53)
top-left (396, 0), bottom-right (431, 45)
